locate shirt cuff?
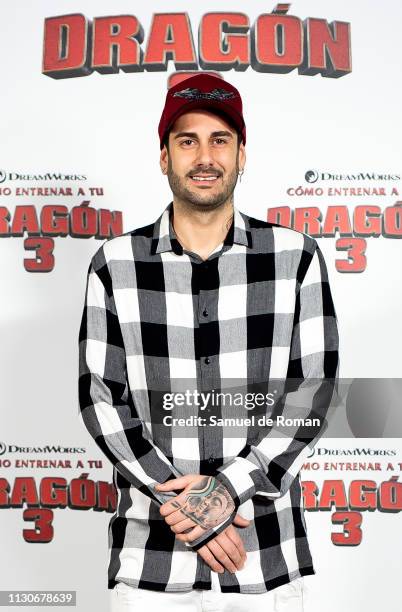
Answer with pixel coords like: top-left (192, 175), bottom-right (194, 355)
top-left (214, 457), bottom-right (261, 506)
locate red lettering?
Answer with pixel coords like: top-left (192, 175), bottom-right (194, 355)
top-left (97, 209), bottom-right (124, 238)
top-left (0, 207), bottom-right (10, 234)
top-left (349, 480), bottom-right (377, 510)
top-left (92, 16), bottom-right (144, 73)
top-left (40, 478), bottom-right (68, 507)
top-left (144, 13), bottom-right (197, 70)
top-left (335, 237), bottom-right (367, 273)
top-left (96, 481), bottom-right (117, 512)
top-left (301, 480), bottom-right (318, 509)
top-left (294, 207), bottom-right (322, 236)
top-left (10, 206), bottom-right (40, 236)
top-left (42, 14), bottom-right (92, 79)
top-left (319, 480), bottom-right (348, 510)
top-left (23, 508), bottom-right (54, 543)
top-left (252, 14), bottom-right (302, 72)
top-left (331, 511), bottom-right (363, 546)
top-left (322, 206), bottom-right (352, 236)
top-left (267, 206), bottom-right (292, 227)
top-left (354, 205), bottom-right (381, 236)
top-left (299, 19), bottom-right (352, 78)
top-left (383, 204), bottom-right (402, 237)
top-left (41, 205), bottom-right (69, 236)
top-left (200, 13), bottom-right (250, 70)
top-left (24, 237), bottom-right (55, 272)
top-left (10, 478), bottom-right (39, 507)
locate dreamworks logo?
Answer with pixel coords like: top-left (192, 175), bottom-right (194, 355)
top-left (305, 169), bottom-right (400, 182)
top-left (305, 170), bottom-right (319, 184)
top-left (0, 169), bottom-right (87, 182)
top-left (307, 447), bottom-right (396, 458)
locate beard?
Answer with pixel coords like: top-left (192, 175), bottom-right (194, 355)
top-left (166, 155), bottom-right (239, 213)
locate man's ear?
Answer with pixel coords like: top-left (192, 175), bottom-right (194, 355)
top-left (160, 145), bottom-right (168, 175)
top-left (238, 142), bottom-right (246, 172)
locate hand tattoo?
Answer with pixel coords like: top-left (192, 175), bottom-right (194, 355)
top-left (171, 476), bottom-right (235, 530)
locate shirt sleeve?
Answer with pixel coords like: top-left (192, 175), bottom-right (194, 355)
top-left (78, 250), bottom-right (184, 508)
top-left (213, 241), bottom-right (340, 510)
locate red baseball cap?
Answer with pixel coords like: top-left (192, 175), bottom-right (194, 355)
top-left (158, 73), bottom-right (246, 149)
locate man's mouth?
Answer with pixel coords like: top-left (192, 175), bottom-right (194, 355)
top-left (189, 174), bottom-right (220, 183)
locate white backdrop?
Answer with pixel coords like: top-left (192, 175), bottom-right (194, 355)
top-left (1, 1), bottom-right (401, 611)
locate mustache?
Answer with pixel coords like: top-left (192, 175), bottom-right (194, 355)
top-left (187, 168), bottom-right (222, 178)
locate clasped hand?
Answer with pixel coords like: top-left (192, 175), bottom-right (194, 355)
top-left (155, 474), bottom-right (250, 574)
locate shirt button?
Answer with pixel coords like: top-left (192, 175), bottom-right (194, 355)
top-left (202, 308), bottom-right (208, 317)
top-left (204, 357), bottom-right (211, 365)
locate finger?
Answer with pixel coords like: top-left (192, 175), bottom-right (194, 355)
top-left (159, 494), bottom-right (187, 517)
top-left (197, 546), bottom-right (225, 574)
top-left (232, 513), bottom-right (251, 527)
top-left (225, 524), bottom-right (245, 550)
top-left (225, 525), bottom-right (245, 548)
top-left (169, 518), bottom-right (195, 534)
top-left (214, 531), bottom-right (244, 570)
top-left (224, 526), bottom-right (247, 562)
top-left (163, 508), bottom-right (191, 526)
top-left (175, 524), bottom-right (206, 543)
top-left (155, 475), bottom-right (194, 491)
top-left (207, 538), bottom-right (238, 574)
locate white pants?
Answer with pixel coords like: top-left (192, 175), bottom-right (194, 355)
top-left (110, 571), bottom-right (305, 612)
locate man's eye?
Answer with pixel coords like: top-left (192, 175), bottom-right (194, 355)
top-left (179, 138), bottom-right (227, 146)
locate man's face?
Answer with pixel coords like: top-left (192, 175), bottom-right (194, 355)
top-left (160, 110), bottom-right (245, 212)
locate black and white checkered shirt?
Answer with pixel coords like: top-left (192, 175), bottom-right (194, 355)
top-left (78, 201), bottom-right (339, 594)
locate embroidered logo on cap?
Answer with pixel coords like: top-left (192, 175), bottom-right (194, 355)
top-left (172, 87), bottom-right (237, 101)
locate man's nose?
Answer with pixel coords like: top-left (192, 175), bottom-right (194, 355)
top-left (194, 141), bottom-right (215, 167)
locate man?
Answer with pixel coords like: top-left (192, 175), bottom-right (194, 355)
top-left (78, 73), bottom-right (339, 612)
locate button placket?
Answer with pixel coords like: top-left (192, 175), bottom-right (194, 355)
top-left (196, 258), bottom-right (220, 469)
top-left (199, 262), bottom-right (212, 367)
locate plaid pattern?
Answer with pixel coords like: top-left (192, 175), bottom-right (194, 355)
top-left (78, 201), bottom-right (339, 593)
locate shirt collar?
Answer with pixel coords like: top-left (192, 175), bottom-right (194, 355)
top-left (150, 201), bottom-right (253, 255)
